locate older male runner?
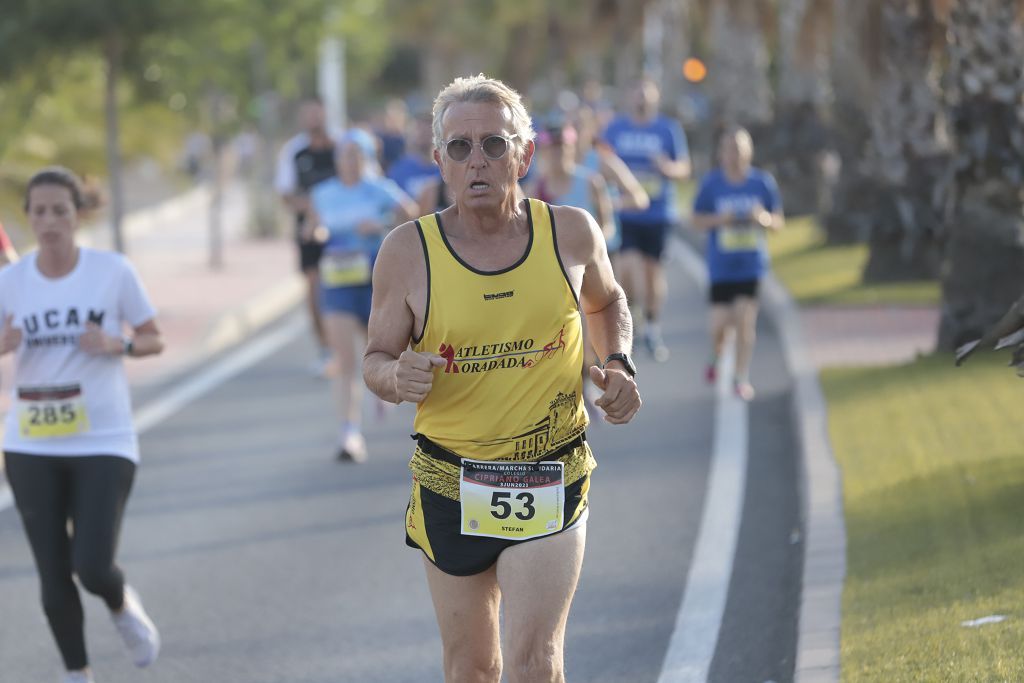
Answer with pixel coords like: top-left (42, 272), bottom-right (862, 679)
top-left (364, 75), bottom-right (641, 683)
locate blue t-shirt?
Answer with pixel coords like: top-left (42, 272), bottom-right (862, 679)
top-left (387, 154), bottom-right (440, 199)
top-left (310, 177), bottom-right (405, 256)
top-left (694, 168), bottom-right (782, 283)
top-left (602, 114), bottom-right (689, 225)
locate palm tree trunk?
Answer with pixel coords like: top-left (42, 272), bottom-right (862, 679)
top-left (769, 0), bottom-right (832, 216)
top-left (860, 0), bottom-right (948, 282)
top-left (822, 0), bottom-right (875, 244)
top-left (937, 0), bottom-right (1024, 348)
top-left (103, 31), bottom-right (126, 254)
top-left (706, 0), bottom-right (773, 128)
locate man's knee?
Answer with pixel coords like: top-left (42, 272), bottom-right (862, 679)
top-left (444, 647), bottom-right (502, 683)
top-left (507, 640), bottom-right (562, 683)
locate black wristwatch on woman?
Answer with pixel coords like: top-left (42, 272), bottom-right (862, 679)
top-left (603, 353), bottom-right (637, 377)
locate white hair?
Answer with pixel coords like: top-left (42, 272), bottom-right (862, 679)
top-left (431, 74), bottom-right (535, 152)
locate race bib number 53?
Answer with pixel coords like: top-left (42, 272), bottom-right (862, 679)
top-left (17, 384), bottom-right (90, 439)
top-left (460, 460), bottom-right (564, 540)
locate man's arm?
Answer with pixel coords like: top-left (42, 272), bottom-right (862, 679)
top-left (363, 223), bottom-right (443, 404)
top-left (552, 205), bottom-right (640, 424)
top-left (597, 149), bottom-right (649, 211)
top-left (274, 139), bottom-right (309, 213)
top-left (588, 173), bottom-right (616, 242)
top-left (654, 154), bottom-right (691, 181)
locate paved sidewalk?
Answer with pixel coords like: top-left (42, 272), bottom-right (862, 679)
top-left (800, 305), bottom-right (939, 369)
top-left (0, 180), bottom-right (305, 467)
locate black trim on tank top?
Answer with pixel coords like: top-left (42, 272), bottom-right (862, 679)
top-left (548, 204), bottom-right (581, 308)
top-left (434, 199), bottom-right (534, 276)
top-left (412, 219), bottom-right (431, 344)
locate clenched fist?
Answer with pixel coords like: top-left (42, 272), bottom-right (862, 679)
top-left (395, 350), bottom-right (446, 403)
top-left (79, 322), bottom-right (119, 355)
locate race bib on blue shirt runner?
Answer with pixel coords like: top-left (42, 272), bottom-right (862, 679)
top-left (320, 251), bottom-right (372, 287)
top-left (719, 224), bottom-right (762, 252)
top-left (460, 460), bottom-right (564, 540)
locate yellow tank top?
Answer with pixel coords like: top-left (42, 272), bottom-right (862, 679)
top-left (412, 198), bottom-right (588, 461)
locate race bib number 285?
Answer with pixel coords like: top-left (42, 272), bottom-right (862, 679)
top-left (460, 460), bottom-right (564, 541)
top-left (17, 384), bottom-right (90, 439)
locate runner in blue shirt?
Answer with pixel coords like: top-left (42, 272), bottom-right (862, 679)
top-left (387, 112), bottom-right (441, 205)
top-left (691, 127), bottom-right (785, 401)
top-left (603, 78), bottom-right (690, 362)
top-left (309, 129), bottom-right (418, 461)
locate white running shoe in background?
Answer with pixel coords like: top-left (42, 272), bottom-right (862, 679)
top-left (111, 585), bottom-right (160, 668)
top-left (62, 671), bottom-right (94, 683)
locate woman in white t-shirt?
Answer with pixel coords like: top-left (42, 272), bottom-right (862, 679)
top-left (0, 167), bottom-right (164, 683)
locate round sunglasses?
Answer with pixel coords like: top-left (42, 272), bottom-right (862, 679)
top-left (442, 133), bottom-right (519, 162)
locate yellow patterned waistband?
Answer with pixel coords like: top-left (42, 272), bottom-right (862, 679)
top-left (409, 442), bottom-right (597, 501)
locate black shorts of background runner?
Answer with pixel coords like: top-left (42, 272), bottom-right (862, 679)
top-left (710, 279), bottom-right (759, 304)
top-left (619, 219), bottom-right (674, 261)
top-left (4, 452), bottom-right (136, 671)
top-left (297, 238), bottom-right (326, 272)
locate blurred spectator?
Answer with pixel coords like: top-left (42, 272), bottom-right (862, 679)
top-left (181, 131), bottom-right (211, 183)
top-left (374, 98), bottom-right (408, 174)
top-left (386, 111), bottom-right (441, 200)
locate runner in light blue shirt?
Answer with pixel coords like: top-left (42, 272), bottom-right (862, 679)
top-left (309, 129), bottom-right (418, 462)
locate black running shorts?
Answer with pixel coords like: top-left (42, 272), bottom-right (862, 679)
top-left (405, 474), bottom-right (590, 576)
top-left (709, 279), bottom-right (759, 304)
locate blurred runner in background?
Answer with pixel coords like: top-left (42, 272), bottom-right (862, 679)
top-left (275, 96), bottom-right (343, 376)
top-left (691, 126), bottom-right (784, 401)
top-left (308, 129), bottom-right (417, 462)
top-left (603, 78), bottom-right (690, 362)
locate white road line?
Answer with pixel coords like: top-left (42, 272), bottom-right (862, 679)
top-left (134, 315), bottom-right (304, 434)
top-left (0, 315), bottom-right (304, 512)
top-left (657, 339), bottom-right (750, 682)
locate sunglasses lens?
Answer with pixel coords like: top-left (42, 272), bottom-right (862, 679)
top-left (481, 135), bottom-right (509, 159)
top-left (446, 139), bottom-right (471, 161)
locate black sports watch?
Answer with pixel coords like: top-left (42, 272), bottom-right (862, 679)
top-left (603, 352), bottom-right (637, 377)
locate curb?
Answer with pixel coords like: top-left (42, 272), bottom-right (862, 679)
top-left (762, 274), bottom-right (846, 683)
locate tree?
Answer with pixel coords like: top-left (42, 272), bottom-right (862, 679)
top-left (858, 0), bottom-right (949, 282)
top-left (770, 0), bottom-right (833, 216)
top-left (937, 0), bottom-right (1024, 348)
top-left (701, 0), bottom-right (775, 130)
top-left (1, 0), bottom-right (201, 253)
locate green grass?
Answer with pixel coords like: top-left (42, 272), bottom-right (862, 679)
top-left (822, 352), bottom-right (1024, 682)
top-left (769, 217), bottom-right (939, 306)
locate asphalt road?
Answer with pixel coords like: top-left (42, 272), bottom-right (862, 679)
top-left (0, 260), bottom-right (801, 683)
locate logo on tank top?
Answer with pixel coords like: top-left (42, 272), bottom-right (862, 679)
top-left (469, 390), bottom-right (583, 458)
top-left (439, 326), bottom-right (568, 374)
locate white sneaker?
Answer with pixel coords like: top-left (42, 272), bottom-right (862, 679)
top-left (337, 431), bottom-right (368, 463)
top-left (112, 585), bottom-right (160, 668)
top-left (62, 671), bottom-right (94, 683)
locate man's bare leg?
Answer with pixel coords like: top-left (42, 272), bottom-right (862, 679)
top-left (498, 522), bottom-right (587, 683)
top-left (424, 560), bottom-right (504, 683)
